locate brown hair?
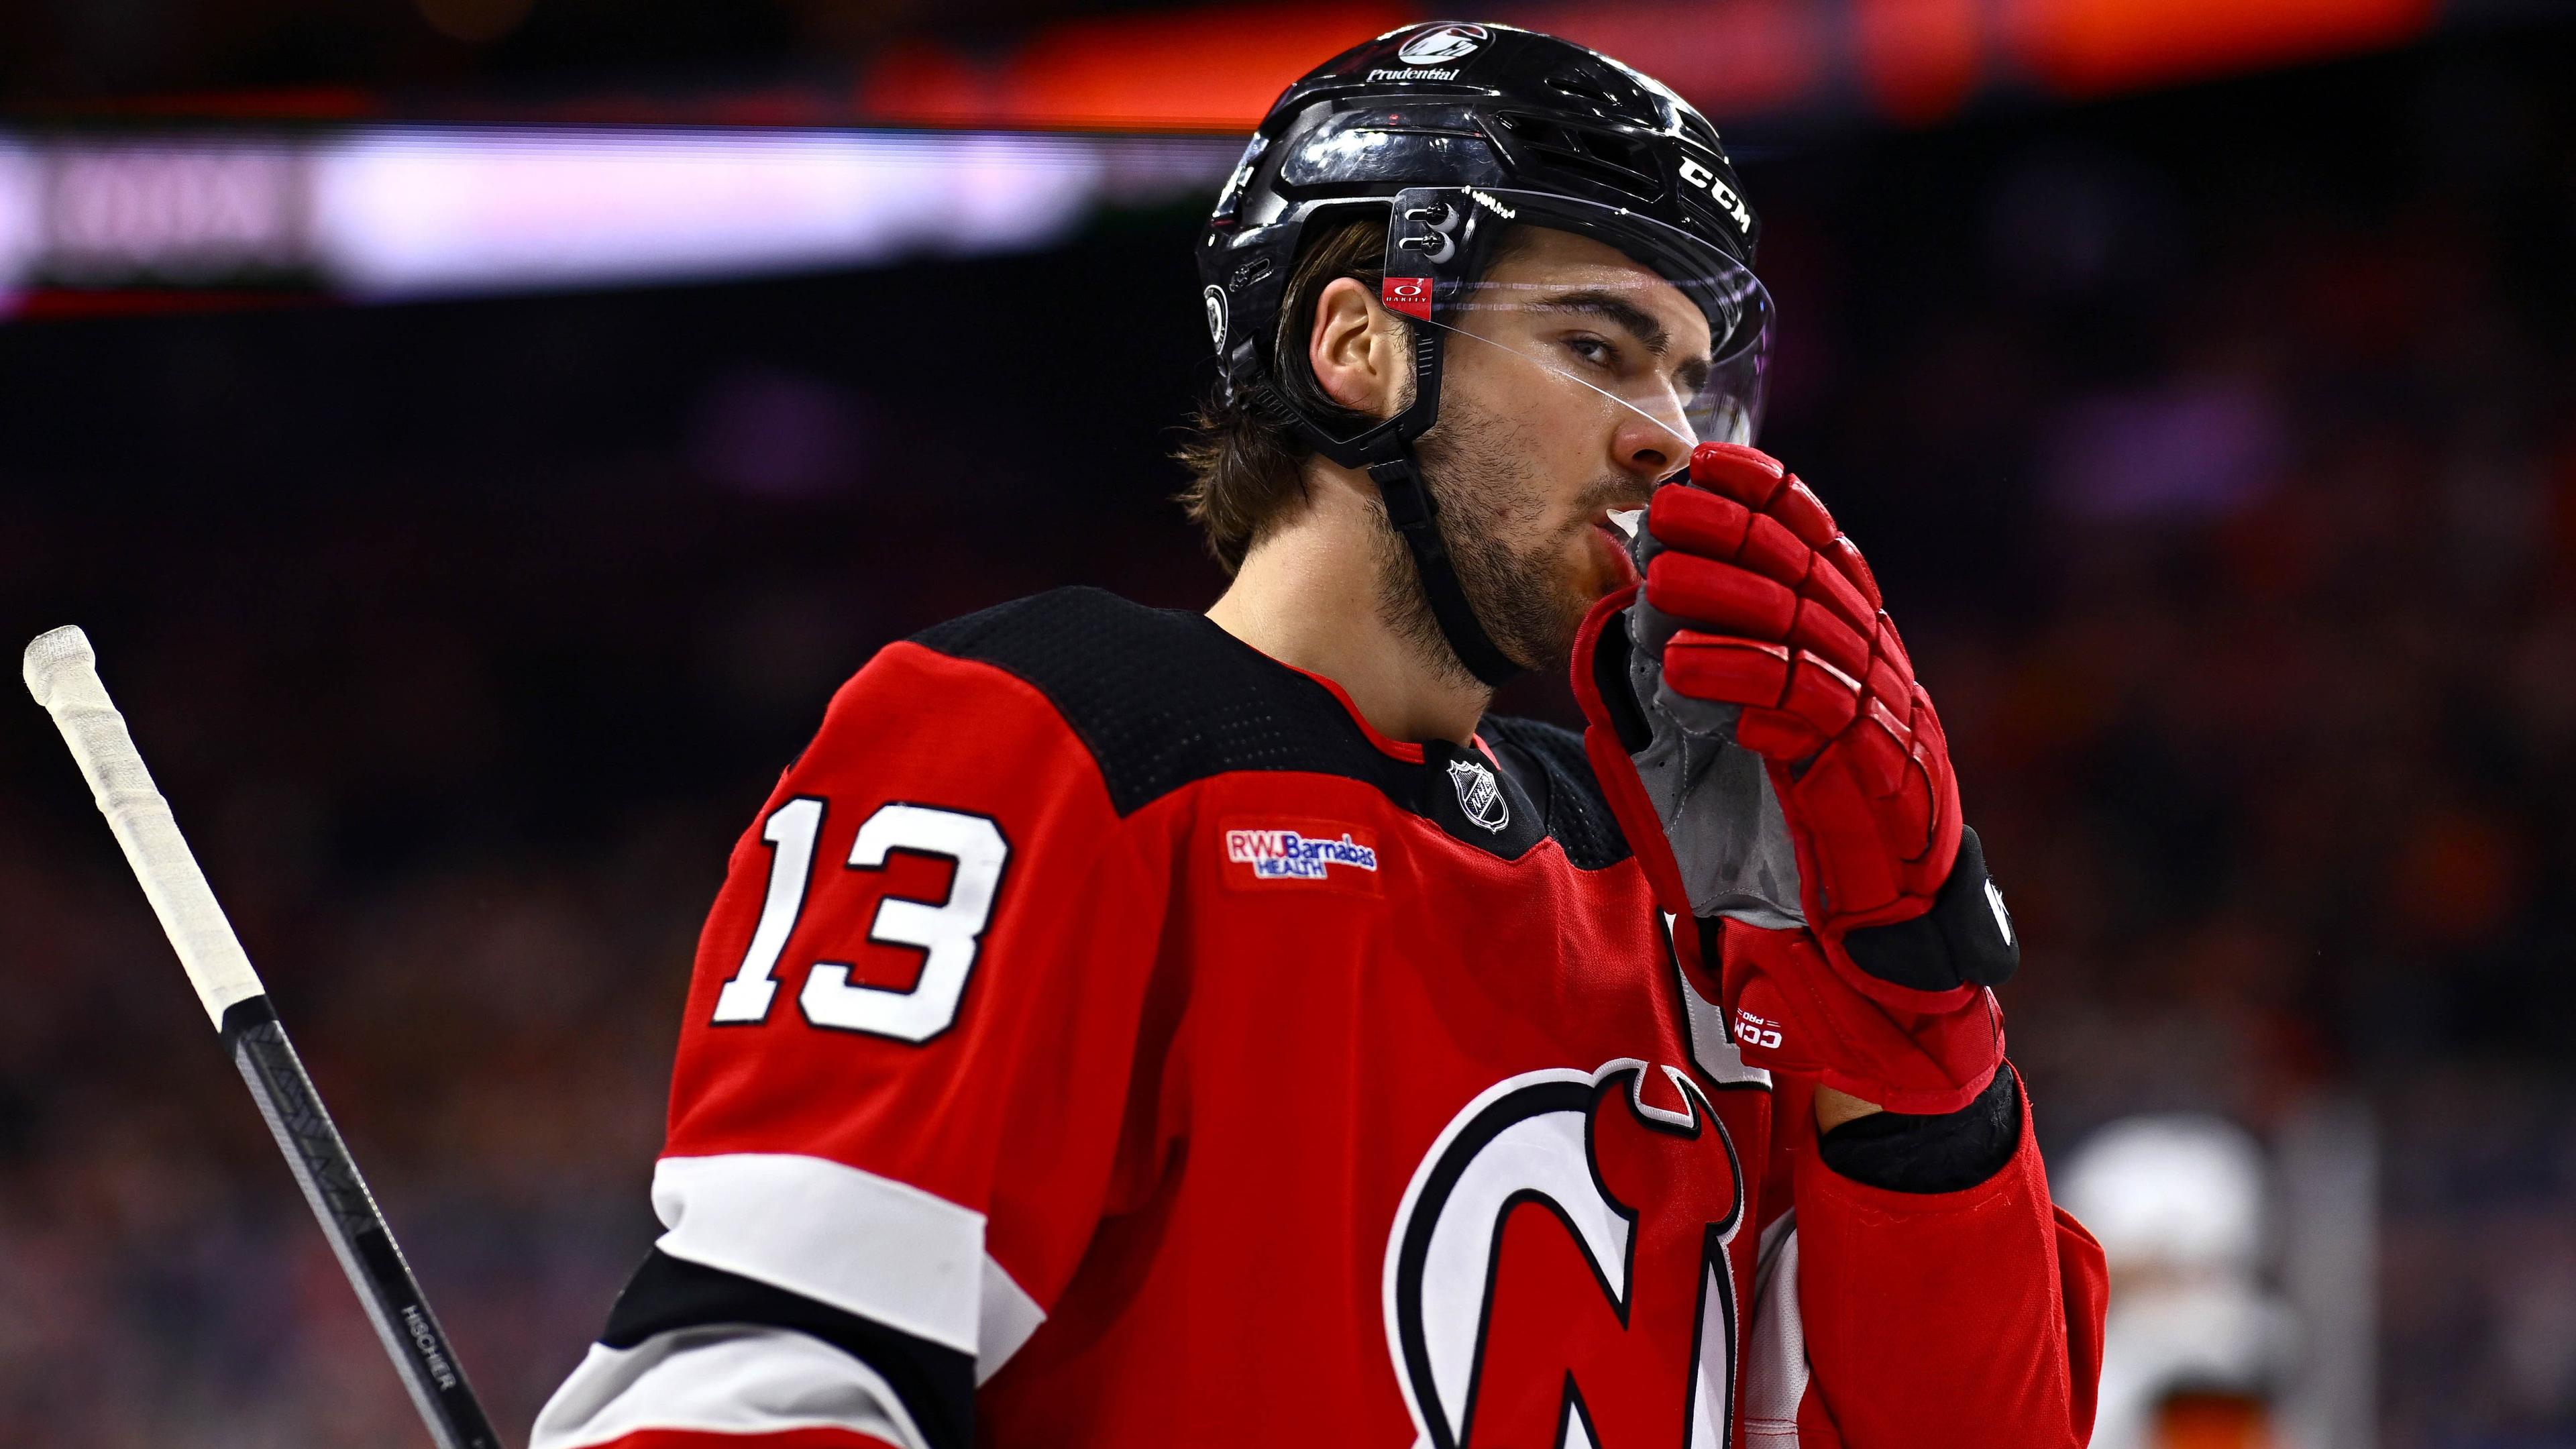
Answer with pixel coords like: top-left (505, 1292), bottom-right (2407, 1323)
top-left (1173, 216), bottom-right (1393, 575)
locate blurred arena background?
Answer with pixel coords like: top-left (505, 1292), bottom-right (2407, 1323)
top-left (3, 1), bottom-right (2573, 1444)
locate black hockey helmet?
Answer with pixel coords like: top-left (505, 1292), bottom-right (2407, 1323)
top-left (1197, 21), bottom-right (1772, 685)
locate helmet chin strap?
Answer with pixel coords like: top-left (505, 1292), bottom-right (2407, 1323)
top-left (1258, 327), bottom-right (1527, 688)
top-left (1364, 449), bottom-right (1525, 688)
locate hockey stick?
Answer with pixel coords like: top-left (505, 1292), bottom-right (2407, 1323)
top-left (23, 626), bottom-right (500, 1449)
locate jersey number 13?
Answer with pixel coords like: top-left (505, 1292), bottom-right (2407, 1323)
top-left (708, 796), bottom-right (1009, 1042)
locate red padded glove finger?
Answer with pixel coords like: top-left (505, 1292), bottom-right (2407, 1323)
top-left (1682, 442), bottom-right (1885, 619)
top-left (1646, 553), bottom-right (1798, 639)
top-left (1650, 486), bottom-right (1816, 590)
top-left (1766, 477), bottom-right (1840, 552)
top-left (1663, 631), bottom-right (1791, 708)
top-left (1880, 614), bottom-right (1913, 678)
top-left (1685, 441), bottom-right (1792, 511)
top-left (1776, 652), bottom-right (1863, 738)
top-left (1731, 648), bottom-right (1864, 759)
top-left (1788, 603), bottom-right (1871, 680)
top-left (1799, 555), bottom-right (1878, 639)
top-left (1647, 555), bottom-right (1877, 684)
top-left (1735, 706), bottom-right (1826, 761)
top-left (1646, 485), bottom-right (1752, 561)
top-left (1689, 442), bottom-right (1841, 553)
top-left (1656, 451), bottom-right (1881, 650)
top-left (1744, 513), bottom-right (1813, 586)
top-left (1824, 537), bottom-right (1884, 612)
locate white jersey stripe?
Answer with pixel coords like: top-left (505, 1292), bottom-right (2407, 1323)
top-left (975, 1254), bottom-right (1044, 1383)
top-left (1740, 1214), bottom-right (1811, 1446)
top-left (529, 1326), bottom-right (925, 1449)
top-left (650, 1152), bottom-right (1046, 1376)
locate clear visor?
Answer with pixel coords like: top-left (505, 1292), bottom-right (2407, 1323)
top-left (1381, 187), bottom-right (1772, 465)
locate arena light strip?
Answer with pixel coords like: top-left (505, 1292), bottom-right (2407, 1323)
top-left (34, 0), bottom-right (2449, 137)
top-left (782, 0), bottom-right (2444, 131)
top-left (0, 0), bottom-right (2443, 313)
top-left (0, 128), bottom-right (1241, 311)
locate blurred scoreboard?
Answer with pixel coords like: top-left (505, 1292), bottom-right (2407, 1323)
top-left (0, 130), bottom-right (1237, 310)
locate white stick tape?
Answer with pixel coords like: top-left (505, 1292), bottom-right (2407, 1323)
top-left (23, 627), bottom-right (268, 1028)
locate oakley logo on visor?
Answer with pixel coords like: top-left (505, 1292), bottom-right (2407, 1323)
top-left (1383, 276), bottom-right (1433, 321)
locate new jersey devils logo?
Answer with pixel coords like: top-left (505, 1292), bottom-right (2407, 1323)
top-left (1386, 1060), bottom-right (1743, 1449)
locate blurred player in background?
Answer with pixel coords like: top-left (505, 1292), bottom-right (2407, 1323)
top-left (2063, 1116), bottom-right (2300, 1449)
top-left (533, 22), bottom-right (2104, 1448)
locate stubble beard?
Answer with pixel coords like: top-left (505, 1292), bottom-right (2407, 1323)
top-left (1372, 392), bottom-right (1607, 690)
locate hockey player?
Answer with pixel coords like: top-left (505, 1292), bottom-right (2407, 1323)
top-left (2061, 1117), bottom-right (2298, 1449)
top-left (533, 22), bottom-right (2105, 1449)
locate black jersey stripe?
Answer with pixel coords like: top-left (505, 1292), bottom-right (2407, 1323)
top-left (601, 1247), bottom-right (975, 1449)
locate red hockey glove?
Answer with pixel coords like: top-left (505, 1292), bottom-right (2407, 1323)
top-left (1572, 443), bottom-right (2015, 1115)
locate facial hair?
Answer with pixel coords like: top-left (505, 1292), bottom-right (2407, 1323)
top-left (1372, 388), bottom-right (1623, 688)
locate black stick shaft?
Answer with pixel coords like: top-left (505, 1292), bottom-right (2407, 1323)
top-left (221, 997), bottom-right (501, 1449)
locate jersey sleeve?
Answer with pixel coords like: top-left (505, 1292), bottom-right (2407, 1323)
top-left (533, 640), bottom-right (1174, 1449)
top-left (1757, 1071), bottom-right (2107, 1449)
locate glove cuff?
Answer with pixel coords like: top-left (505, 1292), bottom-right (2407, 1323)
top-left (1571, 588), bottom-right (1697, 922)
top-left (1721, 919), bottom-right (2005, 1116)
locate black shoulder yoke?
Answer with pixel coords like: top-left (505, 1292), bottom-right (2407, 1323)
top-left (1479, 714), bottom-right (1630, 871)
top-left (908, 588), bottom-right (1631, 869)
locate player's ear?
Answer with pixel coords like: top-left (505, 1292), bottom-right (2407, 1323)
top-left (1308, 276), bottom-right (1403, 418)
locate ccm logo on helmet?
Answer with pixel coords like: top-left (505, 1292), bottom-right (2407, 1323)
top-left (1677, 156), bottom-right (1754, 237)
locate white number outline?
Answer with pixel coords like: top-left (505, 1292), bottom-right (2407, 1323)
top-left (706, 797), bottom-right (1011, 1045)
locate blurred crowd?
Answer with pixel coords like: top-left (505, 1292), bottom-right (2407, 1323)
top-left (1, 33), bottom-right (2571, 1449)
top-left (1778, 57), bottom-right (2576, 1446)
top-left (1749, 45), bottom-right (2576, 1444)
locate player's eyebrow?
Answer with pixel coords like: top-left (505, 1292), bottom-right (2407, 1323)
top-left (1532, 288), bottom-right (1714, 394)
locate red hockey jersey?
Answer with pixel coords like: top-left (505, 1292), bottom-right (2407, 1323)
top-left (533, 588), bottom-right (2105, 1449)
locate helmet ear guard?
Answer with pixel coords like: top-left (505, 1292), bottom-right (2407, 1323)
top-left (1291, 188), bottom-right (1507, 472)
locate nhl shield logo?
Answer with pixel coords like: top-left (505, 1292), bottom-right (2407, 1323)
top-left (1446, 758), bottom-right (1508, 833)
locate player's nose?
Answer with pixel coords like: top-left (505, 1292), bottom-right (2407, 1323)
top-left (1610, 396), bottom-right (1690, 482)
